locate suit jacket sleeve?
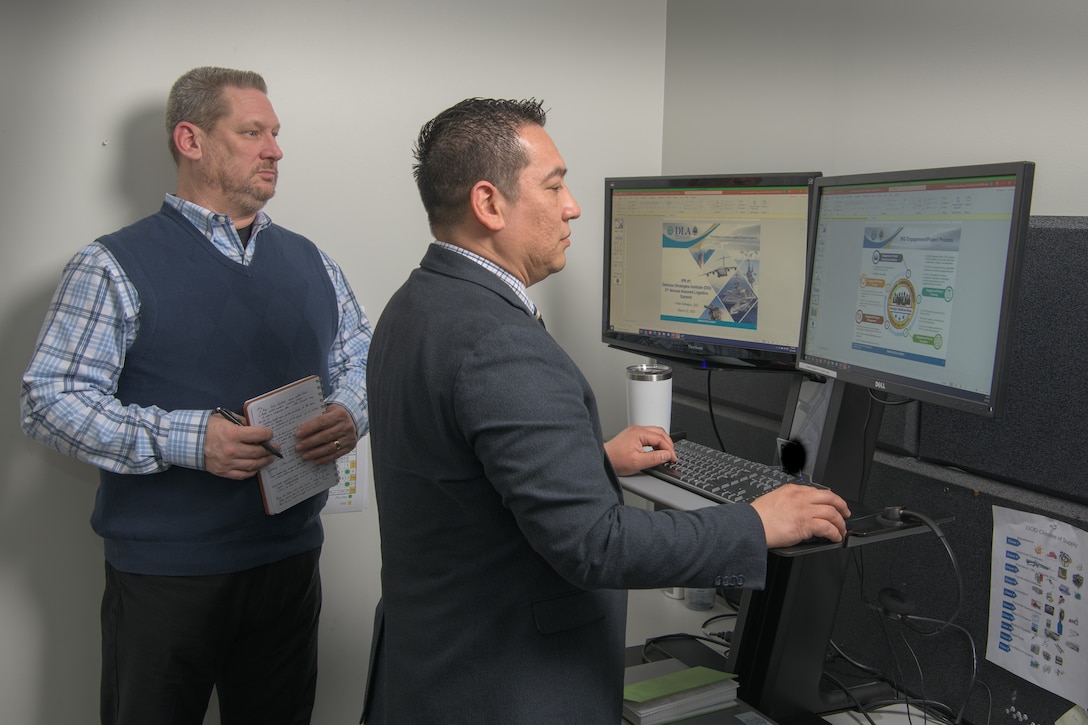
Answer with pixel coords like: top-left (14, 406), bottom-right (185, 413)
top-left (454, 319), bottom-right (767, 591)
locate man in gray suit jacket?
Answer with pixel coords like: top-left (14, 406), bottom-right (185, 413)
top-left (362, 98), bottom-right (851, 724)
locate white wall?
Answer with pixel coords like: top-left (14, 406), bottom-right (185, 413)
top-left (0, 1), bottom-right (666, 723)
top-left (663, 0), bottom-right (1088, 216)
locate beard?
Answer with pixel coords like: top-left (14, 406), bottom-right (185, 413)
top-left (198, 141), bottom-right (278, 218)
top-left (214, 165), bottom-right (277, 217)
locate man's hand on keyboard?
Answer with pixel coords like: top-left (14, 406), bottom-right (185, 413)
top-left (750, 484), bottom-right (852, 547)
top-left (604, 426), bottom-right (678, 476)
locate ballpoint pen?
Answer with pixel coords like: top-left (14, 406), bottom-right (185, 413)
top-left (214, 407), bottom-right (284, 458)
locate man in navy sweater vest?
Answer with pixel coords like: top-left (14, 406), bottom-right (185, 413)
top-left (20, 67), bottom-right (372, 725)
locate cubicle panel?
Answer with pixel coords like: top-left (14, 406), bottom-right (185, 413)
top-left (875, 401), bottom-right (920, 457)
top-left (918, 217), bottom-right (1088, 506)
top-left (670, 365), bottom-right (796, 464)
top-left (670, 394), bottom-right (782, 465)
top-left (670, 357), bottom-right (923, 462)
top-left (671, 365), bottom-right (795, 422)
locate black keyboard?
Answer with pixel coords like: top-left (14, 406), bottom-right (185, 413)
top-left (646, 438), bottom-right (826, 505)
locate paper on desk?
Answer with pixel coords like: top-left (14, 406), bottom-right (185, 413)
top-left (987, 505), bottom-right (1087, 708)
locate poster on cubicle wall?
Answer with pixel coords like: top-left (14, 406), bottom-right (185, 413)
top-left (987, 506), bottom-right (1087, 707)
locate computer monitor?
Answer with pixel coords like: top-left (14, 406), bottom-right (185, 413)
top-left (797, 161), bottom-right (1035, 417)
top-left (602, 173), bottom-right (820, 371)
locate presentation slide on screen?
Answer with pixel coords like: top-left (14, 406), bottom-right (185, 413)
top-left (851, 223), bottom-right (962, 367)
top-left (660, 219), bottom-right (762, 329)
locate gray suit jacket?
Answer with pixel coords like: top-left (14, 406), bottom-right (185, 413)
top-left (362, 245), bottom-right (767, 724)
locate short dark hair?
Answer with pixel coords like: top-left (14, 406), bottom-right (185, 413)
top-left (412, 98), bottom-right (547, 234)
top-left (165, 66), bottom-right (267, 164)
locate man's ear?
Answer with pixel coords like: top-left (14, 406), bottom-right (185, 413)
top-left (173, 121), bottom-right (204, 161)
top-left (469, 180), bottom-right (505, 232)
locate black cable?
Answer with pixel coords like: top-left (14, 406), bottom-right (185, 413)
top-left (705, 369), bottom-right (726, 450)
top-left (895, 624), bottom-right (927, 725)
top-left (864, 699), bottom-right (959, 725)
top-left (876, 601), bottom-right (909, 701)
top-left (896, 616), bottom-right (979, 725)
top-left (974, 679), bottom-right (993, 725)
top-left (864, 602), bottom-right (979, 725)
top-left (821, 671), bottom-right (879, 725)
top-left (828, 639), bottom-right (889, 680)
top-left (835, 510), bottom-right (971, 723)
top-left (700, 612), bottom-right (737, 629)
top-left (857, 389), bottom-right (876, 490)
top-left (897, 508), bottom-right (964, 632)
top-left (641, 632), bottom-right (729, 663)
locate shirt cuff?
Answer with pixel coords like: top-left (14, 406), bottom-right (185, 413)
top-left (163, 409), bottom-right (210, 470)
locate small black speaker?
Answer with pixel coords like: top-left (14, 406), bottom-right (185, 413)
top-left (778, 439), bottom-right (806, 475)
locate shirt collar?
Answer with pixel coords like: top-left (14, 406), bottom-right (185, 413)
top-left (165, 194), bottom-right (272, 264)
top-left (433, 241), bottom-right (538, 317)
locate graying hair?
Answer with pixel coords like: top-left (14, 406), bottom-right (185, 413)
top-left (165, 67), bottom-right (267, 163)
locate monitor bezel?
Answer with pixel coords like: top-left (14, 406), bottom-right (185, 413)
top-left (601, 172), bottom-right (821, 371)
top-left (796, 161), bottom-right (1035, 418)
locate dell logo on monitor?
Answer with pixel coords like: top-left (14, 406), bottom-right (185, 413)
top-left (874, 380), bottom-right (887, 390)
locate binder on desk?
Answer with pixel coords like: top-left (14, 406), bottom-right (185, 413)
top-left (622, 662), bottom-right (738, 725)
top-left (243, 375), bottom-right (338, 515)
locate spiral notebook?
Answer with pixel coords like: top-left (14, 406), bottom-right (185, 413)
top-left (243, 375), bottom-right (338, 514)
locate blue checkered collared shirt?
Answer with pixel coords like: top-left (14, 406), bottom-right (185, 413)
top-left (19, 195), bottom-right (372, 474)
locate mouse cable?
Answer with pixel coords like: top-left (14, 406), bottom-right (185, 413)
top-left (882, 506), bottom-right (965, 633)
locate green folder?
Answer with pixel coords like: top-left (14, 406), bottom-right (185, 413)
top-left (623, 666), bottom-right (736, 703)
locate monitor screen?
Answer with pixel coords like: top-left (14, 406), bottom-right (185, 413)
top-left (602, 173), bottom-right (820, 370)
top-left (797, 161), bottom-right (1035, 417)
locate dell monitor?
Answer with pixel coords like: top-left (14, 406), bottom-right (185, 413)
top-left (797, 161), bottom-right (1035, 418)
top-left (602, 173), bottom-right (820, 371)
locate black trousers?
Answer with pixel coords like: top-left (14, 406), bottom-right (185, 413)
top-left (100, 548), bottom-right (322, 725)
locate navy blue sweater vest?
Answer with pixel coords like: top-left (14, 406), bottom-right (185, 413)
top-left (95, 203), bottom-right (337, 575)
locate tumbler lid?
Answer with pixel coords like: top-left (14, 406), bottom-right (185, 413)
top-left (626, 363), bottom-right (672, 381)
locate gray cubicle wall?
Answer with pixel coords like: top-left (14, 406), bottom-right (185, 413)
top-left (670, 216), bottom-right (1088, 724)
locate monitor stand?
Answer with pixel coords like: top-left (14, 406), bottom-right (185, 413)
top-left (726, 376), bottom-right (902, 720)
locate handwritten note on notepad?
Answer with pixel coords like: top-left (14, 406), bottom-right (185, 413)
top-left (244, 375), bottom-right (338, 514)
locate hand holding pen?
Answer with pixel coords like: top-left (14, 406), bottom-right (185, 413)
top-left (214, 407), bottom-right (284, 459)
